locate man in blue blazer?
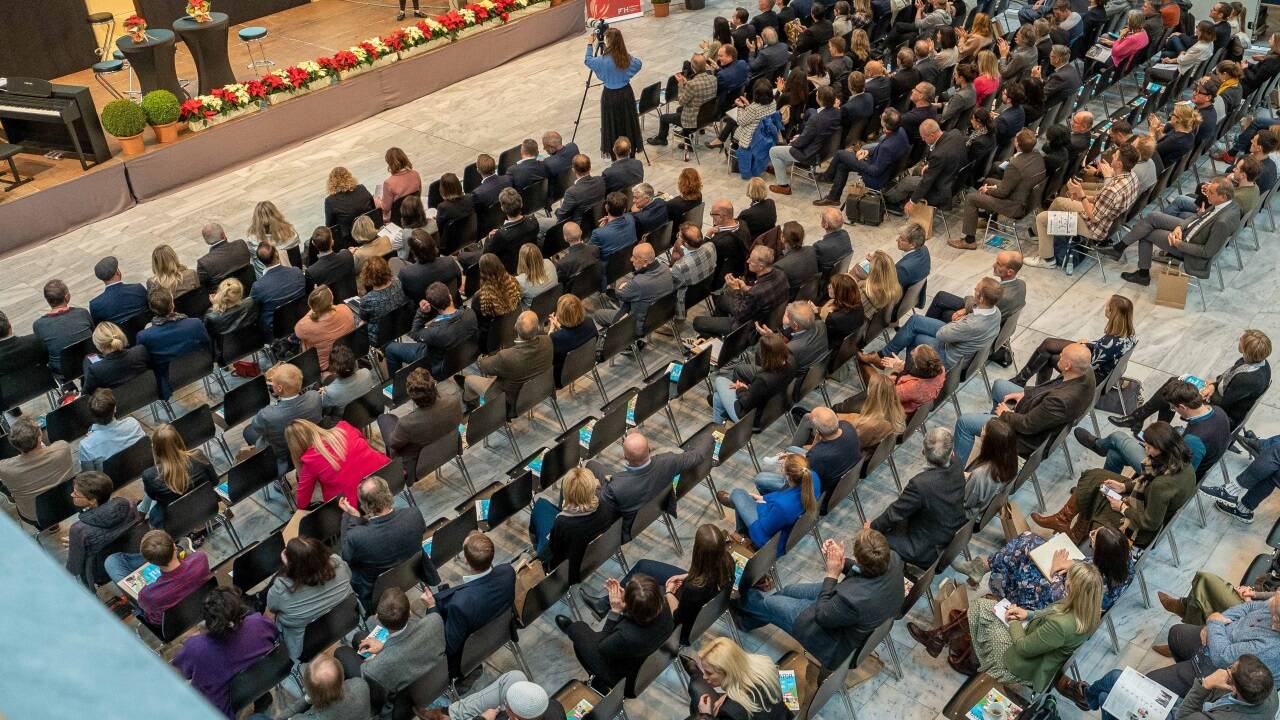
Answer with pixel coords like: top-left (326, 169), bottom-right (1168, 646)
top-left (713, 44), bottom-right (749, 111)
top-left (137, 289), bottom-right (211, 398)
top-left (423, 532), bottom-right (516, 680)
top-left (630, 183), bottom-right (669, 238)
top-left (507, 139), bottom-right (549, 190)
top-left (249, 244), bottom-right (306, 337)
top-left (472, 153), bottom-right (514, 211)
top-left (815, 108), bottom-right (910, 206)
top-left (894, 221), bottom-right (932, 290)
top-left (588, 192), bottom-right (638, 263)
top-left (89, 256), bottom-right (149, 327)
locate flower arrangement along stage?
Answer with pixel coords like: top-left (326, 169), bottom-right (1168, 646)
top-left (186, 0), bottom-right (213, 23)
top-left (179, 0), bottom-right (548, 130)
top-left (123, 15), bottom-right (149, 42)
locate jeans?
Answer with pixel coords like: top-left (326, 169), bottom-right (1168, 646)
top-left (529, 497), bottom-right (560, 557)
top-left (881, 314), bottom-right (947, 365)
top-left (1084, 668), bottom-right (1122, 718)
top-left (953, 379), bottom-right (1023, 464)
top-left (1017, 0), bottom-right (1052, 24)
top-left (731, 488), bottom-right (761, 536)
top-left (1097, 431), bottom-right (1145, 475)
top-left (1145, 623), bottom-right (1206, 697)
top-left (712, 374), bottom-right (741, 424)
top-left (105, 551), bottom-right (147, 616)
top-left (385, 341), bottom-right (425, 377)
top-left (1237, 435), bottom-right (1280, 509)
top-left (753, 447), bottom-right (807, 493)
top-left (1232, 116), bottom-right (1280, 156)
top-left (769, 145), bottom-right (797, 186)
top-left (735, 580), bottom-right (825, 632)
top-left (1168, 194), bottom-right (1200, 219)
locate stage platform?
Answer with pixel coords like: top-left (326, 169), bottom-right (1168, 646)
top-left (0, 0), bottom-right (583, 253)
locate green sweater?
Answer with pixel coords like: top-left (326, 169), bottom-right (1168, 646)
top-left (1121, 464), bottom-right (1196, 548)
top-left (1003, 606), bottom-right (1092, 692)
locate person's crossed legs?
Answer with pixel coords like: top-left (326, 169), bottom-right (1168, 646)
top-left (880, 313), bottom-right (947, 359)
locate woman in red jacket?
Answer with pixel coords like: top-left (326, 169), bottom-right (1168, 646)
top-left (286, 419), bottom-right (389, 510)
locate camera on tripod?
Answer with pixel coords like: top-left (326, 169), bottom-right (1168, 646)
top-left (589, 18), bottom-right (609, 43)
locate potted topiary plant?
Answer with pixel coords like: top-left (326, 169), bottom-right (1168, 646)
top-left (653, 0), bottom-right (670, 16)
top-left (100, 99), bottom-right (148, 156)
top-left (141, 90), bottom-right (182, 143)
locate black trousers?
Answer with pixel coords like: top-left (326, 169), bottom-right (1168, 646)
top-left (1013, 337), bottom-right (1071, 385)
top-left (924, 291), bottom-right (966, 321)
top-left (1145, 623), bottom-right (1205, 697)
top-left (655, 111), bottom-right (682, 141)
top-left (1128, 376), bottom-right (1182, 423)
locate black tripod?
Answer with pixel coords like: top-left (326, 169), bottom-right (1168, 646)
top-left (571, 37), bottom-right (651, 166)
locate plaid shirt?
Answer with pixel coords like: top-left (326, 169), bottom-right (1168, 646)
top-left (678, 72), bottom-right (718, 128)
top-left (732, 268), bottom-right (789, 326)
top-left (669, 242), bottom-right (717, 289)
top-left (1086, 171), bottom-right (1138, 237)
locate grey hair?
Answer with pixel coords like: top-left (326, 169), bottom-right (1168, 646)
top-left (632, 182), bottom-right (655, 200)
top-left (786, 301), bottom-right (816, 330)
top-left (201, 223), bottom-right (225, 245)
top-left (810, 407), bottom-right (839, 436)
top-left (763, 26), bottom-right (779, 44)
top-left (1050, 44), bottom-right (1070, 63)
top-left (8, 416), bottom-right (41, 453)
top-left (922, 427), bottom-right (954, 467)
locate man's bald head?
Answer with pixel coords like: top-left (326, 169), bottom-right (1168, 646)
top-left (1060, 343), bottom-right (1093, 376)
top-left (821, 207), bottom-right (844, 231)
top-left (515, 310), bottom-right (540, 340)
top-left (1071, 110), bottom-right (1093, 131)
top-left (202, 223), bottom-right (226, 245)
top-left (633, 243), bottom-right (655, 264)
top-left (865, 60), bottom-right (885, 77)
top-left (711, 199), bottom-right (734, 218)
top-left (303, 655), bottom-right (346, 710)
top-left (622, 432), bottom-right (651, 466)
top-left (786, 301), bottom-right (816, 331)
top-left (920, 119), bottom-right (942, 143)
top-left (810, 407), bottom-right (839, 436)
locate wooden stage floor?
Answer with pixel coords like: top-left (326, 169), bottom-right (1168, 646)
top-left (1, 0), bottom-right (457, 206)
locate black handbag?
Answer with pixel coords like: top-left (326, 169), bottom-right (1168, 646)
top-left (1095, 377), bottom-right (1142, 415)
top-left (845, 190), bottom-right (884, 226)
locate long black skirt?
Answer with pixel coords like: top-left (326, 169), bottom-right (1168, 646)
top-left (600, 84), bottom-right (643, 157)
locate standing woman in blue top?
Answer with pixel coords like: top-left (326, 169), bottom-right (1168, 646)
top-left (722, 454), bottom-right (818, 556)
top-left (586, 27), bottom-right (644, 159)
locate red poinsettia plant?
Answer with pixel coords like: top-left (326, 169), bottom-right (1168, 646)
top-left (383, 29), bottom-right (410, 51)
top-left (320, 50), bottom-right (360, 72)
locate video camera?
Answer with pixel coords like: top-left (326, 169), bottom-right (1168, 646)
top-left (589, 18), bottom-right (609, 43)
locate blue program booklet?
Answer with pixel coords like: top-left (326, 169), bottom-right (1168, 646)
top-left (1181, 375), bottom-right (1206, 390)
top-left (579, 421), bottom-right (595, 450)
top-left (215, 481), bottom-right (230, 500)
top-left (359, 625), bottom-right (390, 657)
top-left (779, 670), bottom-right (800, 711)
top-left (668, 361), bottom-right (683, 382)
top-left (475, 498), bottom-right (490, 522)
top-left (421, 537), bottom-right (433, 556)
top-left (712, 430), bottom-right (725, 463)
top-left (527, 451), bottom-right (545, 478)
top-left (626, 396), bottom-right (637, 426)
top-left (732, 551), bottom-right (749, 588)
top-left (382, 383), bottom-right (394, 400)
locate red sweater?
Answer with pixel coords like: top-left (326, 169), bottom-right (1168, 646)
top-left (295, 421), bottom-right (389, 508)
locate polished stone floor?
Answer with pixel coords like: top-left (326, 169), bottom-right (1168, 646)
top-left (4, 2), bottom-right (1280, 717)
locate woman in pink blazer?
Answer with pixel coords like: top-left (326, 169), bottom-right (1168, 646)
top-left (286, 419), bottom-right (389, 510)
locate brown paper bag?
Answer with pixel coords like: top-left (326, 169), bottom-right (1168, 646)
top-left (1154, 266), bottom-right (1190, 309)
top-left (514, 558), bottom-right (546, 623)
top-left (1000, 500), bottom-right (1031, 541)
top-left (908, 202), bottom-right (935, 237)
top-left (930, 577), bottom-right (970, 625)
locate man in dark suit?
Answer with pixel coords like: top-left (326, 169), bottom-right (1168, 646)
top-left (888, 48), bottom-right (922, 109)
top-left (424, 532), bottom-right (515, 678)
top-left (137, 288), bottom-right (211, 398)
top-left (630, 183), bottom-right (669, 238)
top-left (730, 7), bottom-right (756, 60)
top-left (792, 2), bottom-right (833, 57)
top-left (0, 311), bottom-right (44, 374)
top-left (898, 82), bottom-right (941, 146)
top-left (951, 129), bottom-right (1048, 250)
top-left (245, 362), bottom-right (324, 474)
top-left (839, 73), bottom-right (876, 131)
top-left (89, 256), bottom-right (149, 327)
top-left (712, 44), bottom-right (749, 111)
top-left (736, 528), bottom-right (905, 669)
top-left (993, 85), bottom-right (1027, 149)
top-left (467, 188), bottom-right (538, 273)
top-left (864, 61), bottom-right (892, 111)
top-left (954, 343), bottom-right (1096, 462)
top-left (472, 153), bottom-right (514, 211)
top-left (883, 119), bottom-right (967, 212)
top-left (548, 154), bottom-right (606, 230)
top-left (768, 86), bottom-right (841, 196)
top-left (1106, 176), bottom-right (1241, 286)
top-left (551, 222), bottom-right (600, 279)
top-left (1039, 44), bottom-right (1080, 110)
top-left (813, 207), bottom-right (852, 272)
top-left (747, 27), bottom-right (790, 77)
top-left (870, 427), bottom-right (968, 567)
top-left (773, 223), bottom-right (820, 295)
top-left (776, 0), bottom-right (799, 27)
top-left (339, 476), bottom-right (432, 614)
top-left (912, 39), bottom-right (942, 88)
top-left (196, 223), bottom-right (252, 291)
top-left (541, 130), bottom-right (579, 198)
top-left (386, 282), bottom-right (479, 378)
top-left (462, 311), bottom-right (552, 409)
top-left (507, 139), bottom-right (549, 190)
top-left (588, 430), bottom-right (714, 541)
top-left (249, 244), bottom-right (306, 336)
top-left (602, 138), bottom-right (644, 193)
top-left (751, 0), bottom-right (780, 35)
top-left (815, 108), bottom-right (909, 205)
top-left (304, 229), bottom-right (355, 297)
top-left (705, 199), bottom-right (754, 279)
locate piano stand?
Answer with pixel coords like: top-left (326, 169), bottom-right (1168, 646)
top-left (0, 144), bottom-right (32, 192)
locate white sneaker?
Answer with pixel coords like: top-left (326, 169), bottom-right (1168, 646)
top-left (1022, 255), bottom-right (1055, 268)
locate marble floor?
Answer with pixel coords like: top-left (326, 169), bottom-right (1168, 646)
top-left (5, 2), bottom-right (1280, 718)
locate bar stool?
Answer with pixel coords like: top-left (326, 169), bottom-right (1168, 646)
top-left (238, 26), bottom-right (273, 72)
top-left (113, 50), bottom-right (140, 100)
top-left (91, 59), bottom-right (126, 100)
top-left (88, 12), bottom-right (116, 59)
top-left (0, 144), bottom-right (32, 192)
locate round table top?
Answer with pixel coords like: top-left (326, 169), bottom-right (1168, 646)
top-left (173, 12), bottom-right (230, 31)
top-left (116, 29), bottom-right (176, 50)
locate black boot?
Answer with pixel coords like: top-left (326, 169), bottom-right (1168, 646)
top-left (1120, 269), bottom-right (1150, 286)
top-left (1107, 412), bottom-right (1144, 431)
top-left (1074, 428), bottom-right (1107, 457)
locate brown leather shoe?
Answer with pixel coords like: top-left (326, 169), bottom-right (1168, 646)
top-left (715, 490), bottom-right (734, 508)
top-left (1055, 675), bottom-right (1091, 711)
top-left (769, 184), bottom-right (792, 195)
top-left (813, 197), bottom-right (840, 207)
top-left (947, 238), bottom-right (978, 250)
top-left (857, 351), bottom-right (886, 368)
top-left (907, 621), bottom-right (947, 657)
top-left (1157, 591), bottom-right (1186, 618)
top-left (1152, 643), bottom-right (1172, 657)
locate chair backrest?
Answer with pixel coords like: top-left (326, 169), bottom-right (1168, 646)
top-left (629, 485), bottom-right (672, 542)
top-left (374, 302), bottom-right (416, 349)
top-left (717, 409), bottom-right (757, 465)
top-left (409, 428), bottom-right (461, 484)
top-left (271, 295), bottom-right (310, 340)
top-left (586, 393), bottom-right (632, 459)
top-left (216, 324), bottom-right (264, 366)
top-left (598, 314), bottom-right (637, 363)
top-left (58, 337), bottom-right (95, 383)
top-left (511, 368), bottom-right (555, 418)
top-left (464, 390), bottom-right (506, 448)
top-left (627, 629), bottom-right (678, 698)
top-left (298, 496), bottom-right (344, 548)
top-left (737, 534), bottom-right (780, 595)
top-left (674, 423), bottom-right (717, 504)
top-left (577, 518), bottom-right (624, 583)
top-left (45, 395), bottom-right (94, 444)
top-left (462, 163), bottom-right (482, 193)
top-left (630, 369), bottom-right (671, 428)
top-left (168, 346), bottom-right (216, 395)
top-left (427, 510), bottom-right (476, 571)
top-left (518, 559), bottom-right (571, 628)
top-left (221, 374), bottom-right (270, 428)
top-left (529, 285), bottom-right (562, 321)
top-left (33, 478), bottom-right (78, 530)
top-left (173, 287), bottom-right (213, 320)
top-left (225, 447), bottom-right (279, 506)
top-left (476, 202), bottom-right (506, 241)
top-left (637, 81), bottom-right (662, 115)
top-left (585, 683), bottom-right (626, 720)
top-left (400, 661), bottom-right (452, 719)
top-left (299, 594), bottom-right (361, 663)
top-left (643, 293), bottom-right (677, 337)
top-left (753, 386), bottom-right (788, 432)
top-left (287, 347), bottom-right (322, 389)
top-left (229, 642), bottom-right (292, 714)
top-left (440, 212), bottom-right (479, 256)
top-left (900, 565), bottom-right (936, 618)
top-left (112, 370), bottom-right (159, 418)
top-left (681, 202), bottom-right (706, 229)
top-left (565, 263), bottom-right (603, 300)
top-left (518, 179), bottom-right (549, 216)
top-left (605, 242), bottom-right (637, 288)
top-left (159, 577), bottom-right (218, 642)
top-left (0, 362), bottom-right (56, 412)
top-left (861, 436), bottom-right (896, 479)
top-left (485, 471), bottom-right (534, 529)
top-left (791, 357), bottom-right (829, 405)
top-left (644, 220), bottom-right (674, 256)
top-left (785, 505), bottom-right (820, 555)
top-left (342, 386), bottom-right (388, 431)
top-left (717, 321), bottom-right (757, 367)
top-left (457, 607), bottom-right (516, 679)
top-left (557, 341), bottom-right (597, 390)
top-left (674, 347), bottom-right (712, 399)
top-left (171, 404), bottom-right (217, 452)
top-left (371, 550), bottom-right (426, 610)
top-left (162, 481), bottom-right (220, 541)
top-left (800, 655), bottom-right (855, 720)
top-left (231, 530), bottom-right (285, 594)
top-left (891, 280), bottom-right (927, 325)
top-left (104, 435), bottom-right (153, 490)
top-left (821, 462), bottom-right (863, 516)
top-left (497, 145), bottom-right (522, 175)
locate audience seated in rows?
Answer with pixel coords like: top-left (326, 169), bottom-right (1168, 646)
top-left (588, 430), bottom-right (713, 542)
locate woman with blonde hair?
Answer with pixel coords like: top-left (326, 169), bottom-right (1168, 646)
top-left (836, 371), bottom-right (908, 447)
top-left (958, 13), bottom-right (995, 61)
top-left (530, 466), bottom-right (616, 577)
top-left (286, 418), bottom-right (388, 511)
top-left (82, 321), bottom-right (150, 394)
top-left (140, 423), bottom-right (216, 527)
top-left (685, 636), bottom-right (788, 719)
top-left (246, 201), bottom-right (300, 278)
top-left (548, 293), bottom-right (598, 383)
top-left (293, 284), bottom-right (357, 371)
top-left (203, 277), bottom-right (256, 336)
top-left (667, 167), bottom-right (704, 224)
top-left (861, 250), bottom-right (903, 316)
top-left (147, 244), bottom-right (199, 297)
top-left (722, 453), bottom-right (818, 556)
top-left (1152, 103), bottom-right (1200, 168)
top-left (515, 243), bottom-right (558, 308)
top-left (737, 176), bottom-right (777, 239)
top-left (1012, 294), bottom-right (1136, 386)
top-left (973, 49), bottom-right (1001, 105)
top-left (849, 29), bottom-right (872, 71)
top-left (323, 166), bottom-right (375, 250)
top-left (350, 215), bottom-right (391, 280)
top-left (372, 147), bottom-right (421, 223)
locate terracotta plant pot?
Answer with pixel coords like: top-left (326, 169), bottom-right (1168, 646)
top-left (115, 132), bottom-right (145, 156)
top-left (551, 0), bottom-right (563, 6)
top-left (151, 121), bottom-right (179, 144)
top-left (654, 2), bottom-right (670, 15)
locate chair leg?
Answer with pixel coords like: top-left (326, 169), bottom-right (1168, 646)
top-left (456, 457), bottom-right (475, 493)
top-left (1194, 490), bottom-right (1207, 527)
top-left (1167, 530), bottom-right (1181, 567)
top-left (1060, 442), bottom-right (1074, 477)
top-left (662, 514), bottom-right (683, 555)
top-left (1105, 614), bottom-right (1119, 654)
top-left (665, 406), bottom-right (684, 444)
top-left (510, 641), bottom-right (533, 680)
top-left (1137, 566), bottom-right (1150, 608)
top-left (591, 368), bottom-right (609, 404)
top-left (887, 455), bottom-right (902, 491)
top-left (547, 397), bottom-right (567, 432)
top-left (1029, 471), bottom-right (1046, 511)
top-left (503, 424), bottom-right (522, 459)
top-left (704, 475), bottom-right (727, 518)
top-left (1091, 409), bottom-right (1101, 436)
